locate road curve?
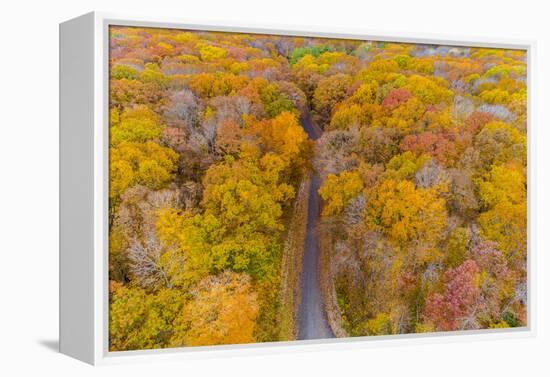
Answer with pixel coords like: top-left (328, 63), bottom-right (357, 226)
top-left (297, 111), bottom-right (335, 340)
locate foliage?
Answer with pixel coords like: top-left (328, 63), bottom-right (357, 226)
top-left (109, 284), bottom-right (184, 351)
top-left (170, 272), bottom-right (259, 347)
top-left (189, 72), bottom-right (249, 98)
top-left (423, 260), bottom-right (481, 331)
top-left (111, 64), bottom-right (139, 80)
top-left (365, 313), bottom-right (396, 335)
top-left (108, 26), bottom-right (528, 348)
top-left (259, 83), bottom-right (298, 118)
top-left (365, 179), bottom-right (447, 247)
top-left (199, 44), bottom-right (228, 61)
top-left (318, 170), bottom-right (364, 217)
top-left (313, 73), bottom-right (353, 124)
top-left (290, 45), bottom-right (332, 65)
top-left (246, 111), bottom-right (310, 171)
top-left (110, 106), bottom-right (164, 145)
top-left (109, 141), bottom-right (178, 210)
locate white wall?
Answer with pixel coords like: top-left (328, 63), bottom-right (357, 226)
top-left (1, 0), bottom-right (548, 375)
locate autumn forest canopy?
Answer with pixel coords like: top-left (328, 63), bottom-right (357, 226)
top-left (108, 26), bottom-right (527, 351)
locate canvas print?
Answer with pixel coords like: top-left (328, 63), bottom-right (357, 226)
top-left (108, 25), bottom-right (528, 351)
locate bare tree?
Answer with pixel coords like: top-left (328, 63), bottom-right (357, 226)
top-left (128, 228), bottom-right (172, 289)
top-left (415, 161), bottom-right (449, 189)
top-left (163, 89), bottom-right (202, 129)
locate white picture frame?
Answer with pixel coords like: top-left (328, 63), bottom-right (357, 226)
top-left (59, 11), bottom-right (535, 365)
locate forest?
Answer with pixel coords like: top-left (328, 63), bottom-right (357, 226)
top-left (108, 26), bottom-right (527, 351)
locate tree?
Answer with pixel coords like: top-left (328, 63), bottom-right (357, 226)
top-left (193, 145), bottom-right (296, 276)
top-left (376, 97), bottom-right (428, 134)
top-left (474, 121), bottom-right (527, 168)
top-left (465, 111), bottom-right (495, 135)
top-left (139, 63), bottom-right (170, 89)
top-left (423, 260), bottom-right (481, 331)
top-left (319, 170), bottom-right (364, 217)
top-left (314, 128), bottom-right (362, 176)
top-left (404, 75), bottom-right (453, 105)
top-left (110, 105), bottom-right (164, 145)
top-left (400, 131), bottom-right (460, 166)
top-left (329, 103), bottom-right (366, 130)
top-left (289, 45), bottom-right (332, 65)
top-left (477, 163), bottom-right (527, 263)
top-left (109, 284), bottom-right (184, 351)
top-left (365, 313), bottom-right (396, 335)
top-left (259, 83), bottom-right (297, 118)
top-left (110, 185), bottom-right (182, 287)
top-left (290, 54), bottom-right (324, 100)
top-left (202, 148), bottom-right (294, 232)
top-left (470, 241), bottom-right (518, 326)
top-left (359, 126), bottom-right (400, 164)
top-left (444, 227), bottom-right (471, 267)
top-left (382, 88), bottom-right (412, 109)
top-left (477, 164), bottom-right (526, 209)
top-left (198, 44), bottom-right (227, 61)
top-left (109, 78), bottom-right (166, 111)
top-left (109, 141), bottom-right (179, 213)
top-left (246, 111), bottom-right (310, 176)
top-left (382, 151), bottom-right (432, 181)
top-left (349, 82), bottom-right (379, 104)
top-left (162, 89), bottom-right (201, 129)
top-left (447, 168), bottom-right (479, 217)
top-left (365, 179), bottom-right (447, 249)
top-left (127, 226), bottom-right (173, 289)
top-left (170, 272), bottom-right (259, 346)
top-left (188, 72), bottom-right (249, 98)
top-left (313, 73), bottom-right (353, 125)
top-left (215, 119), bottom-right (244, 155)
top-left (415, 160), bottom-right (449, 190)
top-left (478, 200), bottom-right (526, 265)
top-left (111, 64), bottom-right (139, 80)
top-left (154, 208), bottom-right (212, 288)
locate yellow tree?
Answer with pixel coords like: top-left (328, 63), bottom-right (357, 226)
top-left (110, 105), bottom-right (164, 145)
top-left (477, 163), bottom-right (527, 264)
top-left (404, 75), bottom-right (453, 105)
top-left (170, 271), bottom-right (259, 347)
top-left (313, 73), bottom-right (353, 125)
top-left (189, 72), bottom-right (249, 98)
top-left (109, 141), bottom-right (178, 218)
top-left (109, 284), bottom-right (184, 351)
top-left (365, 179), bottom-right (447, 251)
top-left (474, 121), bottom-right (527, 168)
top-left (382, 151), bottom-right (432, 181)
top-left (246, 111), bottom-right (311, 179)
top-left (319, 170), bottom-right (364, 217)
top-left (154, 208), bottom-right (213, 288)
top-left (199, 145), bottom-right (294, 275)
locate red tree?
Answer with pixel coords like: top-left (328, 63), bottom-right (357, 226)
top-left (382, 88), bottom-right (413, 110)
top-left (424, 260), bottom-right (480, 331)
